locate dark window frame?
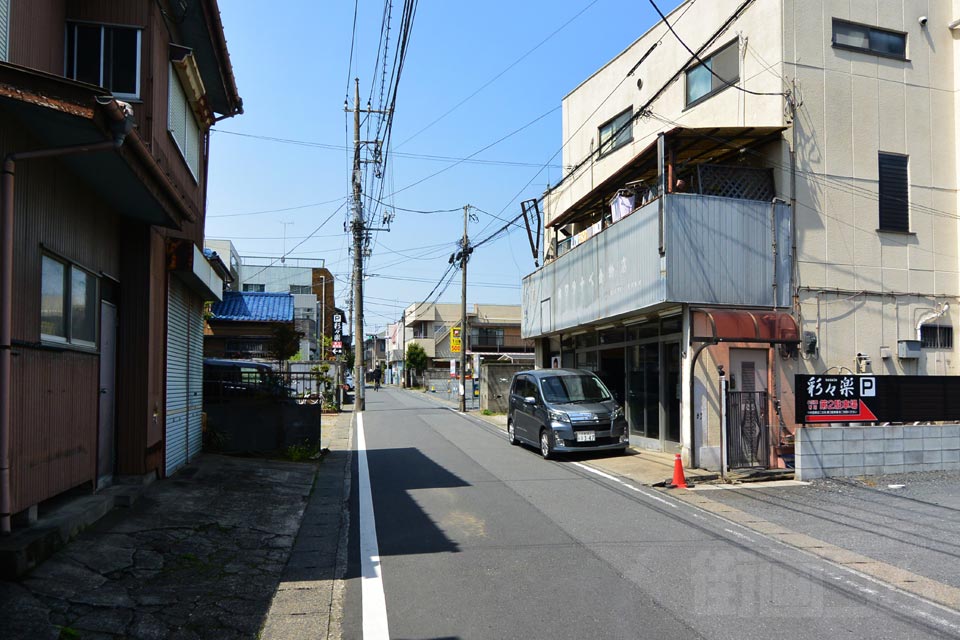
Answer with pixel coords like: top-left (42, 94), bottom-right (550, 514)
top-left (598, 108), bottom-right (634, 157)
top-left (684, 39), bottom-right (740, 108)
top-left (877, 152), bottom-right (910, 233)
top-left (920, 325), bottom-right (953, 349)
top-left (64, 21), bottom-right (142, 99)
top-left (831, 18), bottom-right (907, 61)
top-left (40, 252), bottom-right (99, 350)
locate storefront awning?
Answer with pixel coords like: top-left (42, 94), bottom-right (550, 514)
top-left (691, 308), bottom-right (799, 344)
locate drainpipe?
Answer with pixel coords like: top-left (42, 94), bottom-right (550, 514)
top-left (687, 340), bottom-right (716, 470)
top-left (0, 112), bottom-right (132, 535)
top-left (916, 303), bottom-right (949, 341)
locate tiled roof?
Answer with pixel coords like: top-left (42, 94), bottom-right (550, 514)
top-left (210, 292), bottom-right (294, 322)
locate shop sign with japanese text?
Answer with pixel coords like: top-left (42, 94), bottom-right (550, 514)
top-left (796, 374), bottom-right (960, 424)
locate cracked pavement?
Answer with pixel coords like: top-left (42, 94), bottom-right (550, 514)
top-left (0, 444), bottom-right (343, 639)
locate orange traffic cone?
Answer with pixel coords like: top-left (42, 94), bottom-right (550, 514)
top-left (669, 453), bottom-right (688, 489)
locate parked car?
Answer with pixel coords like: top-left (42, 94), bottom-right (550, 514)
top-left (507, 368), bottom-right (629, 459)
top-left (344, 372), bottom-right (355, 392)
top-left (203, 359), bottom-right (294, 400)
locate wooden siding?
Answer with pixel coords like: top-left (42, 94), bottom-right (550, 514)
top-left (10, 348), bottom-right (98, 514)
top-left (8, 0), bottom-right (65, 74)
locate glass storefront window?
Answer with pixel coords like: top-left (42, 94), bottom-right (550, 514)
top-left (627, 343), bottom-right (660, 439)
top-left (575, 333), bottom-right (598, 349)
top-left (599, 328), bottom-right (625, 344)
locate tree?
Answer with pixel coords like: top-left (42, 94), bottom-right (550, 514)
top-left (269, 323), bottom-right (303, 366)
top-left (405, 343), bottom-right (428, 385)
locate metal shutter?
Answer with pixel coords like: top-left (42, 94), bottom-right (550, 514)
top-left (878, 153), bottom-right (909, 232)
top-left (165, 279), bottom-right (190, 475)
top-left (0, 0), bottom-right (8, 62)
top-left (187, 293), bottom-right (204, 462)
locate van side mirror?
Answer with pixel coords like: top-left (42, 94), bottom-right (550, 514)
top-left (523, 396), bottom-right (537, 405)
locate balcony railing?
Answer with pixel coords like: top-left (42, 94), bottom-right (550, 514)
top-left (523, 193), bottom-right (791, 338)
top-left (469, 336), bottom-right (535, 353)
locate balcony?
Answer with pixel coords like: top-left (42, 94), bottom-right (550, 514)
top-left (522, 193), bottom-right (791, 338)
top-left (470, 335), bottom-right (535, 354)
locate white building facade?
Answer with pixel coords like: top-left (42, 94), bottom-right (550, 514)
top-left (522, 0), bottom-right (960, 471)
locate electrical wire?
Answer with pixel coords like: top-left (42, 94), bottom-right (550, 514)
top-left (395, 0), bottom-right (602, 149)
top-left (207, 196), bottom-right (348, 219)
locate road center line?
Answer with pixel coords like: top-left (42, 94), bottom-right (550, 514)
top-left (357, 412), bottom-right (390, 639)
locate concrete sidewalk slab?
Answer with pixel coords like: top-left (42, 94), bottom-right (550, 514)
top-left (0, 407), bottom-right (355, 640)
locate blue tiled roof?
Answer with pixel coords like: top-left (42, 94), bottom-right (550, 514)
top-left (211, 292), bottom-right (294, 322)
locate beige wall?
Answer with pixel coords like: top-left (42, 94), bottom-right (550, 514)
top-left (546, 0), bottom-right (786, 224)
top-left (785, 0), bottom-right (960, 378)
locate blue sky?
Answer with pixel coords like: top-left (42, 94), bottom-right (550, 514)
top-left (205, 1), bottom-right (668, 334)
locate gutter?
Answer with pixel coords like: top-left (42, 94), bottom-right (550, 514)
top-left (0, 102), bottom-right (134, 535)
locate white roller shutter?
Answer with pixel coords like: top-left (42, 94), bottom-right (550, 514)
top-left (165, 279), bottom-right (190, 475)
top-left (187, 293), bottom-right (204, 461)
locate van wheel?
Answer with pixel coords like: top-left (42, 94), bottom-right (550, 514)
top-left (507, 420), bottom-right (518, 445)
top-left (540, 430), bottom-right (553, 460)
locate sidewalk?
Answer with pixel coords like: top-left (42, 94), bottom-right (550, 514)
top-left (0, 408), bottom-right (354, 640)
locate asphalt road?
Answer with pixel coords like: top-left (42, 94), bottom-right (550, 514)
top-left (342, 388), bottom-right (960, 639)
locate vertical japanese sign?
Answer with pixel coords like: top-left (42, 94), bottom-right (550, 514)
top-left (795, 374), bottom-right (877, 423)
top-left (450, 327), bottom-right (461, 353)
top-left (331, 313), bottom-right (343, 354)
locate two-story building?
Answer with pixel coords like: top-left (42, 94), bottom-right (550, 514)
top-left (522, 0), bottom-right (960, 473)
top-left (0, 0), bottom-right (241, 532)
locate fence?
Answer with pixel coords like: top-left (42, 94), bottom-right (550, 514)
top-left (422, 368), bottom-right (480, 409)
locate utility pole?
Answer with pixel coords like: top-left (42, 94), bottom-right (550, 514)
top-left (459, 204), bottom-right (471, 412)
top-left (350, 78), bottom-right (366, 411)
top-left (345, 78), bottom-right (391, 412)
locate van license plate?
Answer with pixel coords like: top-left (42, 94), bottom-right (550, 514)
top-left (576, 431), bottom-right (596, 442)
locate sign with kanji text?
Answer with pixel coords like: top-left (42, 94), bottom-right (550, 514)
top-left (795, 374), bottom-right (960, 424)
top-left (332, 313), bottom-right (343, 355)
top-left (450, 327), bottom-right (461, 353)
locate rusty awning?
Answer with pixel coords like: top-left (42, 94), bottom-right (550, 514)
top-left (692, 308), bottom-right (799, 344)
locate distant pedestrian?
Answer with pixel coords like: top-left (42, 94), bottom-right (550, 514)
top-left (372, 367), bottom-right (382, 391)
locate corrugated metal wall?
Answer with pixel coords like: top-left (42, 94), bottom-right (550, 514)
top-left (665, 195), bottom-right (792, 308)
top-left (165, 279), bottom-right (190, 475)
top-left (7, 0), bottom-right (65, 73)
top-left (10, 349), bottom-right (97, 513)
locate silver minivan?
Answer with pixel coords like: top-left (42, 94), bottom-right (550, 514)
top-left (507, 368), bottom-right (629, 459)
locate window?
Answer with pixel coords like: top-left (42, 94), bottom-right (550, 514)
top-left (878, 152), bottom-right (909, 232)
top-left (832, 19), bottom-right (906, 59)
top-left (921, 325), bottom-right (953, 349)
top-left (41, 255), bottom-right (98, 347)
top-left (289, 285), bottom-right (312, 294)
top-left (242, 283), bottom-right (265, 292)
top-left (598, 108), bottom-right (633, 156)
top-left (65, 23), bottom-right (141, 98)
top-left (167, 64), bottom-right (201, 178)
top-left (0, 0), bottom-right (9, 62)
top-left (685, 40), bottom-right (739, 107)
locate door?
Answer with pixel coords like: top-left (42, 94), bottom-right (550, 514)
top-left (513, 376), bottom-right (534, 442)
top-left (627, 343), bottom-right (660, 450)
top-left (97, 302), bottom-right (117, 489)
top-left (727, 349), bottom-right (770, 468)
top-left (165, 280), bottom-right (189, 476)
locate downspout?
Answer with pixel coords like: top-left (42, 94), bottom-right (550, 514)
top-left (688, 340), bottom-right (717, 470)
top-left (916, 303), bottom-right (949, 340)
top-left (0, 111), bottom-right (132, 535)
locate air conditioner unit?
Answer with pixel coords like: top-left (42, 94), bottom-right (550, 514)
top-left (898, 340), bottom-right (921, 359)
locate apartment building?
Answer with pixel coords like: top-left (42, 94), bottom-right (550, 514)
top-left (522, 0), bottom-right (959, 471)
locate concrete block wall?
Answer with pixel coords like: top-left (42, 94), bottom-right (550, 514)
top-left (796, 425), bottom-right (960, 480)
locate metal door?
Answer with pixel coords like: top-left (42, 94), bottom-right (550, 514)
top-left (97, 302), bottom-right (117, 489)
top-left (727, 349), bottom-right (770, 468)
top-left (165, 280), bottom-right (189, 476)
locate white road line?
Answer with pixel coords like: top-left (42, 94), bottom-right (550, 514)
top-left (572, 462), bottom-right (678, 509)
top-left (357, 412), bottom-right (390, 640)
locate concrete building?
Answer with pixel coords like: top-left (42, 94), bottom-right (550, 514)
top-left (202, 246), bottom-right (337, 361)
top-left (522, 0), bottom-right (960, 471)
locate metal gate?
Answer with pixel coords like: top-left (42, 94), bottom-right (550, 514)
top-left (726, 391), bottom-right (770, 468)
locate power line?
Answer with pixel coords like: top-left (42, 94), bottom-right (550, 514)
top-left (207, 196), bottom-right (348, 219)
top-left (395, 0), bottom-right (602, 149)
